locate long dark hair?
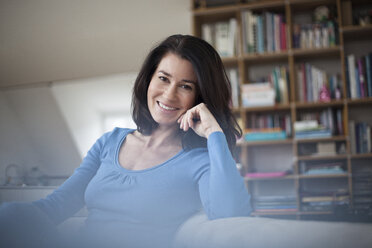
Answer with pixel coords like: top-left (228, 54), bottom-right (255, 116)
top-left (131, 34), bottom-right (242, 153)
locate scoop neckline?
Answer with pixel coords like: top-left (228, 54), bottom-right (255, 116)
top-left (114, 129), bottom-right (185, 174)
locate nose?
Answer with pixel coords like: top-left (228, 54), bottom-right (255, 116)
top-left (163, 83), bottom-right (177, 100)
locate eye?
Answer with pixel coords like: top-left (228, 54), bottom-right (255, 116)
top-left (180, 84), bottom-right (193, 90)
top-left (159, 76), bottom-right (168, 82)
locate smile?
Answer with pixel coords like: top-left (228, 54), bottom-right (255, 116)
top-left (157, 101), bottom-right (178, 111)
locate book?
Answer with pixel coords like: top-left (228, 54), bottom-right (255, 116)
top-left (245, 171), bottom-right (289, 178)
top-left (241, 82), bottom-right (275, 107)
top-left (215, 21), bottom-right (230, 57)
top-left (357, 58), bottom-right (366, 98)
top-left (295, 129), bottom-right (332, 139)
top-left (347, 54), bottom-right (357, 99)
top-left (227, 18), bottom-right (237, 56)
top-left (349, 120), bottom-right (357, 154)
top-left (245, 130), bottom-right (286, 141)
top-left (227, 68), bottom-right (239, 108)
top-left (366, 53), bottom-right (372, 97)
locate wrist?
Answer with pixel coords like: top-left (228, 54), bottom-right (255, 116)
top-left (206, 127), bottom-right (223, 139)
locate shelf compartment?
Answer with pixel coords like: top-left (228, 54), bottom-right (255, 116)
top-left (251, 210), bottom-right (334, 216)
top-left (297, 154), bottom-right (348, 161)
top-left (298, 173), bottom-right (349, 179)
top-left (242, 103), bottom-right (291, 112)
top-left (291, 46), bottom-right (341, 58)
top-left (295, 100), bottom-right (345, 109)
top-left (238, 139), bottom-right (293, 147)
top-left (288, 0), bottom-right (338, 9)
top-left (240, 0), bottom-right (285, 11)
top-left (193, 5), bottom-right (238, 16)
top-left (243, 51), bottom-right (289, 63)
top-left (350, 153), bottom-right (372, 159)
top-left (295, 135), bottom-right (347, 143)
top-left (347, 97), bottom-right (372, 106)
top-left (342, 24), bottom-right (372, 40)
top-left (245, 175), bottom-right (296, 181)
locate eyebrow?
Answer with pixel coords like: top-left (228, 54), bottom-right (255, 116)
top-left (158, 70), bottom-right (197, 85)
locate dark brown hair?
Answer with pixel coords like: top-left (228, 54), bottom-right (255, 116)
top-left (131, 34), bottom-right (242, 153)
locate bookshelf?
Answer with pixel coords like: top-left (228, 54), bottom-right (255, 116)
top-left (191, 0), bottom-right (372, 221)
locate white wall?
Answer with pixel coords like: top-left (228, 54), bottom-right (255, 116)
top-left (0, 86), bottom-right (81, 183)
top-left (0, 0), bottom-right (191, 87)
top-left (51, 73), bottom-right (137, 158)
top-left (0, 92), bottom-right (42, 185)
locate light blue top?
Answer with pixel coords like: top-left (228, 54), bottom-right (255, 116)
top-left (33, 128), bottom-right (251, 247)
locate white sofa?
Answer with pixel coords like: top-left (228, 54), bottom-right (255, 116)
top-left (58, 211), bottom-right (372, 248)
top-left (2, 202), bottom-right (372, 248)
top-left (173, 212), bottom-right (372, 248)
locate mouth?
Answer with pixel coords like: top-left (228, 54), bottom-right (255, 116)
top-left (157, 101), bottom-right (178, 111)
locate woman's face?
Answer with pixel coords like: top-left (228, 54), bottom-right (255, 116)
top-left (147, 53), bottom-right (198, 128)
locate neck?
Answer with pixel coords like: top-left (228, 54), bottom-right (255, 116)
top-left (141, 124), bottom-right (182, 149)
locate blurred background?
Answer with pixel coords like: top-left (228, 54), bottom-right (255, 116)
top-left (0, 0), bottom-right (191, 186)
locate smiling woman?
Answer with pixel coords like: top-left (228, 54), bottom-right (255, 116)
top-left (0, 34), bottom-right (251, 248)
top-left (147, 53), bottom-right (197, 129)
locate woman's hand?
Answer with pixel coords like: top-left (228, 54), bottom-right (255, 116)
top-left (177, 103), bottom-right (223, 139)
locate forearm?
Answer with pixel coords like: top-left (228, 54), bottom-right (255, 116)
top-left (200, 131), bottom-right (252, 219)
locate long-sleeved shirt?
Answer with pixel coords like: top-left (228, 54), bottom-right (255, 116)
top-left (33, 128), bottom-right (251, 247)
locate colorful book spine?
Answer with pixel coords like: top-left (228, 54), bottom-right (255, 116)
top-left (366, 54), bottom-right (372, 97)
top-left (245, 130), bottom-right (286, 141)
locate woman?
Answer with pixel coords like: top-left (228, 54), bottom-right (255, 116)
top-left (0, 34), bottom-right (251, 248)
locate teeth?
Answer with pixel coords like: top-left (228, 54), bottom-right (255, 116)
top-left (158, 102), bottom-right (176, 111)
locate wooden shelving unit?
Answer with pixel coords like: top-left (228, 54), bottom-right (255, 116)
top-left (192, 0), bottom-right (372, 220)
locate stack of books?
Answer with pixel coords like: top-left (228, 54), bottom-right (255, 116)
top-left (345, 53), bottom-right (372, 99)
top-left (300, 189), bottom-right (349, 212)
top-left (253, 195), bottom-right (297, 212)
top-left (244, 127), bottom-right (286, 141)
top-left (241, 82), bottom-right (275, 107)
top-left (201, 18), bottom-right (238, 57)
top-left (299, 161), bottom-right (346, 175)
top-left (294, 120), bottom-right (332, 139)
top-left (246, 113), bottom-right (292, 138)
top-left (295, 108), bottom-right (343, 139)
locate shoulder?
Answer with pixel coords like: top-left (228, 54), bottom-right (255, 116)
top-left (92, 127), bottom-right (135, 154)
top-left (99, 127), bottom-right (135, 142)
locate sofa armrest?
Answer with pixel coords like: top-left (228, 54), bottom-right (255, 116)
top-left (173, 212), bottom-right (372, 248)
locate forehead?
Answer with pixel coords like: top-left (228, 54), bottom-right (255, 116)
top-left (156, 53), bottom-right (197, 81)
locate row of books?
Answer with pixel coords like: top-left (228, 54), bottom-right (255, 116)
top-left (241, 10), bottom-right (287, 54)
top-left (296, 63), bottom-right (342, 103)
top-left (352, 166), bottom-right (372, 214)
top-left (245, 113), bottom-right (291, 140)
top-left (292, 22), bottom-right (337, 49)
top-left (300, 187), bottom-right (349, 212)
top-left (201, 18), bottom-right (238, 57)
top-left (349, 121), bottom-right (372, 154)
top-left (295, 108), bottom-right (343, 139)
top-left (345, 53), bottom-right (372, 99)
top-left (252, 195), bottom-right (297, 212)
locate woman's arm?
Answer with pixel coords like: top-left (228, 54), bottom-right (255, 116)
top-left (33, 130), bottom-right (113, 225)
top-left (178, 104), bottom-right (252, 219)
top-left (197, 131), bottom-right (252, 219)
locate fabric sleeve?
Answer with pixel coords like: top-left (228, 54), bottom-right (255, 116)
top-left (198, 131), bottom-right (252, 220)
top-left (32, 130), bottom-right (113, 225)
